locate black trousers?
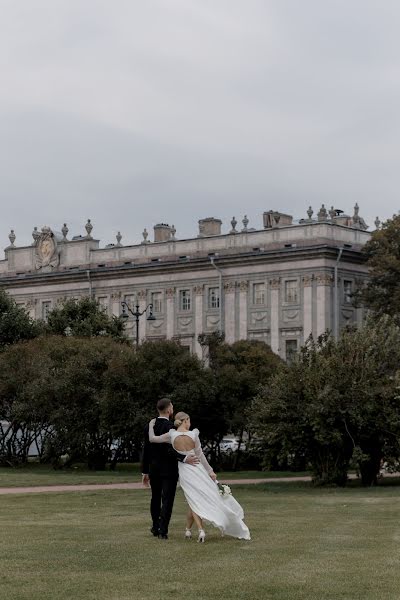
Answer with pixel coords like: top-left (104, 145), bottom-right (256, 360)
top-left (149, 469), bottom-right (178, 536)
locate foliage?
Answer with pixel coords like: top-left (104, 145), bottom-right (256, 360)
top-left (0, 335), bottom-right (133, 468)
top-left (251, 318), bottom-right (400, 486)
top-left (359, 214), bottom-right (400, 324)
top-left (45, 296), bottom-right (126, 340)
top-left (212, 339), bottom-right (283, 434)
top-left (198, 336), bottom-right (283, 468)
top-left (0, 337), bottom-right (216, 469)
top-left (132, 340), bottom-right (221, 453)
top-left (99, 340), bottom-right (212, 467)
top-left (0, 290), bottom-right (42, 350)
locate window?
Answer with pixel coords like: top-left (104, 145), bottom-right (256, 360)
top-left (42, 301), bottom-right (51, 321)
top-left (151, 292), bottom-right (163, 313)
top-left (98, 296), bottom-right (109, 314)
top-left (285, 280), bottom-right (298, 303)
top-left (285, 340), bottom-right (298, 363)
top-left (344, 280), bottom-right (353, 304)
top-left (208, 287), bottom-right (220, 309)
top-left (252, 283), bottom-right (265, 305)
top-left (179, 290), bottom-right (191, 311)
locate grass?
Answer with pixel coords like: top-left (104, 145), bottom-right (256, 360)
top-left (0, 464), bottom-right (309, 487)
top-left (2, 483), bottom-right (400, 599)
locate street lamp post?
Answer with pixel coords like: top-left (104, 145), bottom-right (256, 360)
top-left (121, 301), bottom-right (156, 347)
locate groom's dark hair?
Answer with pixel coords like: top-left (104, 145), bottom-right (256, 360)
top-left (157, 397), bottom-right (172, 413)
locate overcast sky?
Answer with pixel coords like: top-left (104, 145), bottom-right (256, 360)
top-left (1, 0), bottom-right (399, 252)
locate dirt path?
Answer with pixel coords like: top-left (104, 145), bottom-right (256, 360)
top-left (1, 472), bottom-right (396, 495)
top-left (0, 476), bottom-right (312, 495)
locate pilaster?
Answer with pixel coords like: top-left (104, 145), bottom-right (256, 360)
top-left (270, 278), bottom-right (280, 354)
top-left (302, 275), bottom-right (313, 342)
top-left (166, 288), bottom-right (175, 339)
top-left (315, 274), bottom-right (332, 337)
top-left (224, 281), bottom-right (236, 343)
top-left (111, 291), bottom-right (121, 317)
top-left (137, 289), bottom-right (147, 342)
top-left (238, 280), bottom-right (248, 340)
top-left (194, 285), bottom-right (204, 357)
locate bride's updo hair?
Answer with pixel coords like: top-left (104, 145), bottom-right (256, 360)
top-left (174, 412), bottom-right (190, 427)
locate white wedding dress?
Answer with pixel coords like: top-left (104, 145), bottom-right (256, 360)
top-left (149, 424), bottom-right (250, 540)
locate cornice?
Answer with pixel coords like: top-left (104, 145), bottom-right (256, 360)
top-left (0, 244), bottom-right (368, 289)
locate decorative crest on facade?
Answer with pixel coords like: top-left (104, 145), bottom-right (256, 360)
top-left (34, 226), bottom-right (59, 271)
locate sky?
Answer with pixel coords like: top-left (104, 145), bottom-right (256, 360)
top-left (1, 0), bottom-right (399, 252)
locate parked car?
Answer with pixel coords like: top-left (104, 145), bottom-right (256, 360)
top-left (219, 438), bottom-right (244, 453)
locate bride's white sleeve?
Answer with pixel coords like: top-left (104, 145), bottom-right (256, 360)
top-left (193, 429), bottom-right (213, 474)
top-left (148, 419), bottom-right (171, 444)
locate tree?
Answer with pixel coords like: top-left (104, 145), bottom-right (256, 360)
top-left (0, 336), bottom-right (56, 464)
top-left (359, 214), bottom-right (400, 324)
top-left (133, 340), bottom-right (218, 440)
top-left (0, 336), bottom-right (216, 469)
top-left (0, 290), bottom-right (42, 350)
top-left (199, 336), bottom-right (283, 468)
top-left (98, 340), bottom-right (200, 467)
top-left (0, 335), bottom-right (135, 468)
top-left (46, 297), bottom-right (126, 340)
top-left (251, 318), bottom-right (400, 486)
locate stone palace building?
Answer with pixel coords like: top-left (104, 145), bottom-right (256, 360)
top-left (0, 204), bottom-right (372, 360)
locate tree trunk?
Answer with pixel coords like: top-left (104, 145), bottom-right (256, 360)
top-left (233, 428), bottom-right (244, 472)
top-left (359, 443), bottom-right (382, 486)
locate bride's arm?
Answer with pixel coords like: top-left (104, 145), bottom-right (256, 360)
top-left (148, 418), bottom-right (171, 444)
top-left (194, 430), bottom-right (216, 478)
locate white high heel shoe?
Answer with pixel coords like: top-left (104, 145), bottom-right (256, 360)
top-left (185, 528), bottom-right (192, 540)
top-left (198, 529), bottom-right (206, 543)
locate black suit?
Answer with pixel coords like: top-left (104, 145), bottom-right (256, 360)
top-left (141, 417), bottom-right (184, 536)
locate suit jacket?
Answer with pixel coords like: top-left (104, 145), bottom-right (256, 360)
top-left (141, 417), bottom-right (185, 477)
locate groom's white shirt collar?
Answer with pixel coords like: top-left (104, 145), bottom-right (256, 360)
top-left (157, 416), bottom-right (169, 420)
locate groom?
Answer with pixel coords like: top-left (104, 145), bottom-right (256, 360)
top-left (141, 398), bottom-right (199, 539)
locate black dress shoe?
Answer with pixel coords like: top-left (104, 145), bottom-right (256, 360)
top-left (158, 534), bottom-right (168, 540)
top-left (151, 527), bottom-right (159, 537)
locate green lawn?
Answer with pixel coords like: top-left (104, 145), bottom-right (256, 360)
top-left (0, 464), bottom-right (308, 487)
top-left (2, 483), bottom-right (400, 599)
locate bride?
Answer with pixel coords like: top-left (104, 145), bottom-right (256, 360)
top-left (148, 411), bottom-right (251, 543)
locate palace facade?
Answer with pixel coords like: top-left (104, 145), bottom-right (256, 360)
top-left (0, 205), bottom-right (372, 360)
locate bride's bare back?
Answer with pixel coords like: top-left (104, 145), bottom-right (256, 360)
top-left (173, 434), bottom-right (195, 452)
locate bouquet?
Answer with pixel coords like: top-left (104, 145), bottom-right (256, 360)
top-left (216, 481), bottom-right (232, 497)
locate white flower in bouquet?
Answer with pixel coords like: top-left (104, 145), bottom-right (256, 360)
top-left (217, 482), bottom-right (232, 497)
